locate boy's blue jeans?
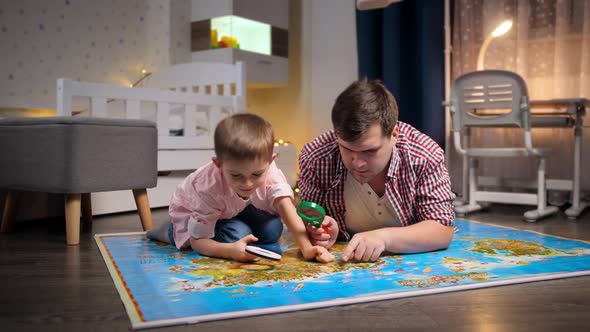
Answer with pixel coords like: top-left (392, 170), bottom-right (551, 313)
top-left (169, 204), bottom-right (283, 254)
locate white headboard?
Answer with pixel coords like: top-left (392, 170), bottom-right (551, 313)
top-left (56, 61), bottom-right (246, 171)
top-left (145, 61), bottom-right (246, 98)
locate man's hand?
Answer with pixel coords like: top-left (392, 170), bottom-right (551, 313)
top-left (341, 230), bottom-right (386, 262)
top-left (305, 215), bottom-right (339, 249)
top-left (301, 245), bottom-right (335, 263)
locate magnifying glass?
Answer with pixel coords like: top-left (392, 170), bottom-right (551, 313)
top-left (245, 245), bottom-right (282, 261)
top-left (296, 201), bottom-right (326, 228)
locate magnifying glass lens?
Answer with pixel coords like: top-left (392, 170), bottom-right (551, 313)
top-left (298, 206), bottom-right (324, 218)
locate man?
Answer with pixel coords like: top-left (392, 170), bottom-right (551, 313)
top-left (298, 79), bottom-right (455, 262)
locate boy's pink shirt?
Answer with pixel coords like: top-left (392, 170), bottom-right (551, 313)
top-left (169, 160), bottom-right (293, 249)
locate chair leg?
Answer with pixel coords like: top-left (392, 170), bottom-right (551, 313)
top-left (565, 128), bottom-right (588, 219)
top-left (81, 193), bottom-right (93, 225)
top-left (453, 152), bottom-right (470, 207)
top-left (524, 158), bottom-right (558, 222)
top-left (457, 129), bottom-right (471, 206)
top-left (1, 191), bottom-right (20, 233)
top-left (65, 193), bottom-right (81, 245)
top-left (455, 157), bottom-right (483, 215)
top-left (132, 189), bottom-right (153, 231)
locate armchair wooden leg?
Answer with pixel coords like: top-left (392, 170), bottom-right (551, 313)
top-left (132, 189), bottom-right (153, 231)
top-left (65, 193), bottom-right (81, 245)
top-left (81, 193), bottom-right (93, 225)
top-left (1, 191), bottom-right (20, 233)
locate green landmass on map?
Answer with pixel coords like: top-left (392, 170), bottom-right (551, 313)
top-left (470, 238), bottom-right (558, 256)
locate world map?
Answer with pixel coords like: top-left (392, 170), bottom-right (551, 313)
top-left (97, 219), bottom-right (590, 328)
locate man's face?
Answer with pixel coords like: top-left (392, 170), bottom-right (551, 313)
top-left (213, 157), bottom-right (272, 199)
top-left (336, 122), bottom-right (397, 184)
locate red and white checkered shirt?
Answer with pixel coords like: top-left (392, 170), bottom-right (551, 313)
top-left (298, 121), bottom-right (455, 241)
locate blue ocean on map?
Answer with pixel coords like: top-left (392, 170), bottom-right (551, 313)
top-left (99, 219), bottom-right (590, 323)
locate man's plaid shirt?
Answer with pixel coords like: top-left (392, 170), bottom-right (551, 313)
top-left (298, 121), bottom-right (455, 241)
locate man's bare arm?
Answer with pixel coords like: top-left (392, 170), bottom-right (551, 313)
top-left (342, 221), bottom-right (454, 262)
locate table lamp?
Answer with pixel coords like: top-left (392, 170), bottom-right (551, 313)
top-left (356, 0), bottom-right (403, 11)
top-left (476, 20), bottom-right (513, 70)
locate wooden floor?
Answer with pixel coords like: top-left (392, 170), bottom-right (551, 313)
top-left (1, 204), bottom-right (590, 332)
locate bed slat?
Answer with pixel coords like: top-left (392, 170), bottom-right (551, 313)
top-left (184, 104), bottom-right (197, 137)
top-left (156, 102), bottom-right (170, 136)
top-left (126, 100), bottom-right (141, 119)
top-left (91, 97), bottom-right (107, 117)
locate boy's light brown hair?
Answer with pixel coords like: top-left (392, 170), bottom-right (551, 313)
top-left (214, 113), bottom-right (275, 162)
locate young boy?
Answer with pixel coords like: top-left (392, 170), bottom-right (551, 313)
top-left (147, 113), bottom-right (334, 263)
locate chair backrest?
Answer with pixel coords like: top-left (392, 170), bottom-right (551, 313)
top-left (449, 70), bottom-right (534, 153)
top-left (450, 70), bottom-right (531, 132)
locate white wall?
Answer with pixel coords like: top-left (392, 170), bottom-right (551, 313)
top-left (306, 0), bottom-right (358, 138)
top-left (249, 0), bottom-right (358, 161)
top-left (0, 0), bottom-right (190, 110)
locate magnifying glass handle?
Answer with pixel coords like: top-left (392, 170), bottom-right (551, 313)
top-left (306, 220), bottom-right (328, 234)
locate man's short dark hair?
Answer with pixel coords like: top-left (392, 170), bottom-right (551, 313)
top-left (331, 78), bottom-right (399, 142)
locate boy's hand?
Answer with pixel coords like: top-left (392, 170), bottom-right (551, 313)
top-left (305, 216), bottom-right (339, 249)
top-left (230, 234), bottom-right (259, 262)
top-left (301, 245), bottom-right (335, 263)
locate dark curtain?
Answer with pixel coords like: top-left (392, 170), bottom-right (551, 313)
top-left (356, 0), bottom-right (446, 147)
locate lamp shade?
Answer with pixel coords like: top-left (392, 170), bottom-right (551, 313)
top-left (492, 20), bottom-right (513, 37)
top-left (356, 0), bottom-right (403, 11)
top-left (477, 20), bottom-right (513, 70)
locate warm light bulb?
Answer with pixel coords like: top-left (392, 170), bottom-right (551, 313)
top-left (356, 0), bottom-right (403, 11)
top-left (491, 20), bottom-right (512, 37)
top-left (477, 19), bottom-right (513, 70)
top-left (278, 139), bottom-right (284, 144)
top-left (274, 142), bottom-right (279, 147)
top-left (129, 83), bottom-right (134, 88)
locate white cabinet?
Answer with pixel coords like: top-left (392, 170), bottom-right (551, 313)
top-left (191, 48), bottom-right (287, 88)
top-left (191, 0), bottom-right (289, 88)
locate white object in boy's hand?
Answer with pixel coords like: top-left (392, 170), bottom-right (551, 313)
top-left (245, 245), bottom-right (282, 261)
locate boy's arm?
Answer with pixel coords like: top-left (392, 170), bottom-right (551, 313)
top-left (273, 196), bottom-right (335, 263)
top-left (190, 235), bottom-right (259, 262)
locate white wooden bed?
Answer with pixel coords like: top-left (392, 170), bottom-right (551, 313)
top-left (56, 62), bottom-right (247, 215)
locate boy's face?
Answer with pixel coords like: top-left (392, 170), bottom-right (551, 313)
top-left (213, 156), bottom-right (274, 199)
top-left (336, 122), bottom-right (398, 184)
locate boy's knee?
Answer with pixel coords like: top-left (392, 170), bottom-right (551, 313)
top-left (214, 220), bottom-right (252, 243)
top-left (257, 217), bottom-right (283, 243)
